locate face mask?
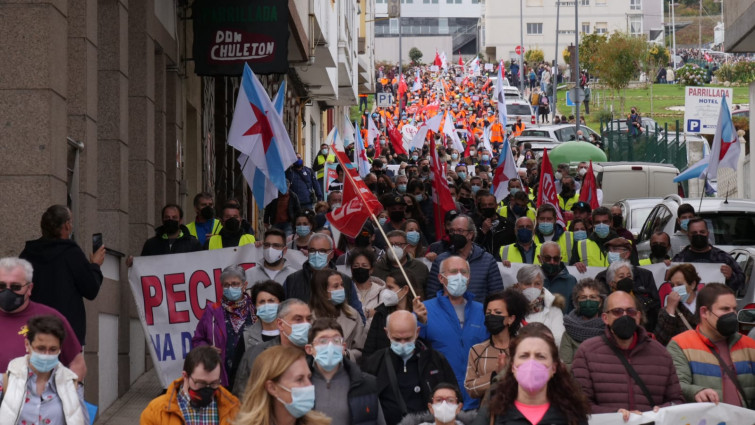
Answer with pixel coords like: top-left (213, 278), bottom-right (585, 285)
top-left (295, 159), bottom-right (304, 167)
top-left (380, 288), bottom-right (401, 307)
top-left (512, 204), bottom-right (527, 217)
top-left (351, 267), bottom-right (371, 283)
top-left (573, 230), bottom-right (587, 241)
top-left (713, 312), bottom-right (739, 337)
top-left (510, 187), bottom-right (521, 195)
top-left (541, 263), bottom-right (560, 276)
top-left (484, 314), bottom-right (507, 335)
top-left (415, 194), bottom-right (424, 202)
top-left (277, 384), bottom-right (316, 418)
top-left (406, 231), bottom-right (421, 246)
top-left (516, 228), bottom-right (533, 244)
top-left (330, 288), bottom-right (346, 305)
top-left (578, 300), bottom-right (601, 318)
top-left (397, 184), bottom-right (407, 193)
top-left (554, 172), bottom-right (563, 180)
top-left (321, 148), bottom-right (329, 155)
top-left (451, 153), bottom-right (459, 160)
top-left (29, 351), bottom-right (60, 373)
top-left (378, 217), bottom-right (388, 226)
top-left (412, 155), bottom-right (419, 161)
top-left (314, 343), bottom-right (343, 372)
top-left (594, 223), bottom-right (610, 238)
top-left (389, 210), bottom-right (405, 223)
top-left (522, 287), bottom-right (542, 303)
top-left (0, 289), bottom-right (26, 312)
top-left (612, 215), bottom-right (623, 229)
top-left (224, 218), bottom-right (241, 233)
top-left (308, 252), bottom-right (329, 270)
top-left (459, 197), bottom-right (474, 208)
top-left (296, 225), bottom-right (311, 237)
top-left (469, 151), bottom-right (476, 157)
top-left (390, 340), bottom-right (415, 360)
top-left (432, 401), bottom-right (459, 423)
top-left (283, 321), bottom-right (312, 347)
top-left (579, 168), bottom-right (588, 177)
top-left (444, 273), bottom-right (468, 297)
top-left (538, 222), bottom-right (554, 235)
top-left (447, 235), bottom-right (467, 253)
top-left (691, 234), bottom-right (709, 250)
top-left (457, 172), bottom-right (467, 180)
top-left (471, 185), bottom-right (481, 194)
top-left (389, 246), bottom-right (405, 262)
top-left (331, 203), bottom-right (342, 210)
top-left (223, 287), bottom-right (243, 301)
top-left (514, 359), bottom-right (551, 393)
top-left (680, 218), bottom-right (690, 231)
top-left (162, 219), bottom-right (180, 235)
top-left (616, 277), bottom-right (634, 293)
top-left (264, 247), bottom-right (284, 264)
top-left (188, 386), bottom-right (216, 409)
top-left (607, 251), bottom-right (622, 264)
top-left (672, 285), bottom-right (688, 302)
top-left (256, 303), bottom-right (279, 323)
top-left (482, 154), bottom-right (490, 161)
top-left (200, 205), bottom-right (215, 221)
top-left (650, 244), bottom-right (667, 258)
top-left (611, 315), bottom-right (637, 340)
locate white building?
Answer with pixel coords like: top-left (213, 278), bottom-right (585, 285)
top-left (484, 0), bottom-right (663, 64)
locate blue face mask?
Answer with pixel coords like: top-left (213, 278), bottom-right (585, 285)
top-left (283, 321), bottom-right (311, 347)
top-left (451, 153), bottom-right (459, 160)
top-left (379, 217), bottom-right (388, 226)
top-left (573, 230), bottom-right (588, 241)
top-left (538, 222), bottom-right (554, 235)
top-left (414, 194), bottom-right (424, 202)
top-left (223, 287), bottom-right (243, 301)
top-left (512, 204), bottom-right (527, 216)
top-left (406, 231), bottom-right (421, 246)
top-left (594, 223), bottom-right (610, 238)
top-left (444, 273), bottom-right (468, 297)
top-left (482, 154), bottom-right (490, 161)
top-left (672, 284), bottom-right (689, 302)
top-left (517, 228), bottom-right (533, 243)
top-left (309, 252), bottom-right (329, 270)
top-left (412, 155), bottom-right (419, 161)
top-left (397, 184), bottom-right (407, 193)
top-left (457, 171), bottom-right (467, 180)
top-left (330, 288), bottom-right (346, 305)
top-left (390, 340), bottom-right (416, 360)
top-left (256, 303), bottom-right (279, 323)
top-left (471, 185), bottom-right (481, 194)
top-left (30, 352), bottom-right (59, 373)
top-left (607, 251), bottom-right (622, 264)
top-left (277, 384), bottom-right (316, 418)
top-left (510, 187), bottom-right (521, 195)
top-left (680, 218), bottom-right (690, 231)
top-left (314, 343), bottom-right (343, 372)
top-left (296, 225), bottom-right (311, 237)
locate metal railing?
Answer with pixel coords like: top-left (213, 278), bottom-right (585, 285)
top-left (600, 120), bottom-right (686, 170)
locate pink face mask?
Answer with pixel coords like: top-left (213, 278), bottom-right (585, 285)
top-left (513, 359), bottom-right (551, 393)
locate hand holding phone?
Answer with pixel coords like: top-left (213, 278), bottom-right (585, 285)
top-left (92, 233), bottom-right (103, 253)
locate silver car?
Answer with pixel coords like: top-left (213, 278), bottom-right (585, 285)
top-left (519, 124), bottom-right (601, 143)
top-left (615, 198), bottom-right (664, 239)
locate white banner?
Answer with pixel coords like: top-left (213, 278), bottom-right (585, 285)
top-left (589, 402), bottom-right (755, 425)
top-left (127, 244), bottom-right (306, 388)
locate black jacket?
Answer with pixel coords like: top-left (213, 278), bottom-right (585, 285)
top-left (140, 224), bottom-right (202, 256)
top-left (263, 192), bottom-right (301, 225)
top-left (20, 238), bottom-right (103, 345)
top-left (311, 358), bottom-right (383, 425)
top-left (595, 265), bottom-right (660, 332)
top-left (364, 341), bottom-right (456, 425)
top-left (283, 261), bottom-right (366, 322)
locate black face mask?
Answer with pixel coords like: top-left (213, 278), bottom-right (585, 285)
top-left (691, 234), bottom-right (709, 250)
top-left (481, 207), bottom-right (497, 218)
top-left (162, 219), bottom-right (180, 235)
top-left (200, 206), bottom-right (215, 221)
top-left (351, 267), bottom-right (371, 284)
top-left (355, 234), bottom-right (371, 247)
top-left (612, 215), bottom-right (624, 228)
top-left (188, 386), bottom-right (216, 409)
top-left (389, 210), bottom-right (405, 223)
top-left (421, 165), bottom-right (430, 173)
top-left (713, 312), bottom-right (739, 337)
top-left (650, 244), bottom-right (667, 258)
top-left (484, 314), bottom-right (507, 335)
top-left (611, 315), bottom-right (637, 340)
top-left (459, 197), bottom-right (474, 208)
top-left (368, 183), bottom-right (378, 192)
top-left (450, 234), bottom-right (468, 251)
top-left (616, 277), bottom-right (634, 293)
top-left (224, 218), bottom-right (241, 233)
top-left (0, 289), bottom-right (25, 312)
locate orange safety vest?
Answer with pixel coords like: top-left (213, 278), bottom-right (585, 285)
top-left (513, 122), bottom-right (525, 137)
top-left (491, 123), bottom-right (503, 142)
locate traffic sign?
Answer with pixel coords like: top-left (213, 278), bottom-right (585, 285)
top-left (568, 88), bottom-right (585, 103)
top-left (376, 92), bottom-right (394, 108)
top-left (515, 46), bottom-right (524, 55)
top-left (565, 91), bottom-right (575, 107)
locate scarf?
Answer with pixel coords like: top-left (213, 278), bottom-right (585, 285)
top-left (529, 295), bottom-right (545, 313)
top-left (563, 310), bottom-right (605, 343)
top-left (223, 294), bottom-right (255, 333)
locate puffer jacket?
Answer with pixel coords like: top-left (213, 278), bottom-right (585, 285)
top-left (524, 289), bottom-right (565, 347)
top-left (140, 378), bottom-right (239, 425)
top-left (397, 410), bottom-right (478, 425)
top-left (572, 326), bottom-right (685, 413)
top-left (667, 326), bottom-right (755, 406)
top-left (426, 244), bottom-right (504, 303)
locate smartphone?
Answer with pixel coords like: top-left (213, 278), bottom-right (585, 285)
top-left (92, 233), bottom-right (103, 253)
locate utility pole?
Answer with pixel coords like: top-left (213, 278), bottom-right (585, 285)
top-left (553, 0), bottom-right (560, 123)
top-left (398, 17), bottom-right (403, 117)
top-left (699, 0), bottom-right (702, 49)
top-left (671, 0), bottom-right (677, 69)
top-left (575, 0), bottom-right (580, 133)
top-left (519, 0), bottom-right (525, 95)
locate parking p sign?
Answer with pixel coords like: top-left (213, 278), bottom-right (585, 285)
top-left (683, 87), bottom-right (733, 135)
top-left (376, 92), bottom-right (394, 108)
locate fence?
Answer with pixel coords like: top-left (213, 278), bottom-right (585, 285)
top-left (599, 120), bottom-right (687, 170)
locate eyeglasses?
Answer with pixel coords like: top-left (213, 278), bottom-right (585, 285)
top-left (432, 397), bottom-right (458, 404)
top-left (189, 376), bottom-right (221, 390)
top-left (0, 282), bottom-right (30, 292)
top-left (540, 255), bottom-right (560, 263)
top-left (263, 243), bottom-right (285, 249)
top-left (313, 337), bottom-right (344, 346)
top-left (607, 307), bottom-right (639, 318)
top-left (309, 249), bottom-right (332, 255)
top-left (448, 229), bottom-right (472, 235)
top-left (222, 280), bottom-right (244, 289)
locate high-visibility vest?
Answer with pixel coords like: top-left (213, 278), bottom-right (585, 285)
top-left (536, 231), bottom-right (574, 263)
top-left (497, 204), bottom-right (536, 221)
top-left (513, 122), bottom-right (525, 137)
top-left (500, 241), bottom-right (540, 264)
top-left (576, 240), bottom-right (608, 267)
top-left (314, 153), bottom-right (335, 179)
top-left (558, 193), bottom-right (580, 212)
top-left (208, 233), bottom-right (256, 250)
top-left (186, 219), bottom-right (223, 240)
top-left (491, 123), bottom-right (503, 142)
top-left (639, 258), bottom-right (652, 266)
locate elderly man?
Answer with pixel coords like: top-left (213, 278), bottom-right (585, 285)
top-left (416, 256), bottom-right (487, 410)
top-left (572, 291), bottom-right (685, 420)
top-left (0, 257), bottom-right (86, 378)
top-left (245, 228), bottom-right (297, 286)
top-left (426, 215), bottom-right (503, 303)
top-left (500, 216), bottom-right (538, 267)
top-left (672, 218), bottom-right (745, 292)
top-left (539, 242), bottom-right (577, 313)
top-left (20, 205), bottom-right (104, 346)
top-left (232, 298), bottom-right (313, 397)
top-left (364, 310), bottom-right (456, 425)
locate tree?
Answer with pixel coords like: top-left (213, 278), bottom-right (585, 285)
top-left (409, 47), bottom-right (423, 65)
top-left (579, 33), bottom-right (607, 76)
top-left (562, 48), bottom-right (571, 65)
top-left (525, 48), bottom-right (544, 64)
top-left (595, 32), bottom-right (647, 115)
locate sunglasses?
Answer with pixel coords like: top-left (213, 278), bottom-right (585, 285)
top-left (607, 307), bottom-right (639, 318)
top-left (0, 282), bottom-right (30, 292)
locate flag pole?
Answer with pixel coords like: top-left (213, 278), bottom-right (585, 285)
top-left (698, 174), bottom-right (706, 212)
top-left (331, 144), bottom-right (419, 299)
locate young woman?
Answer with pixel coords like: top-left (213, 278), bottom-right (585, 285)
top-left (309, 270), bottom-right (365, 361)
top-left (290, 211), bottom-right (317, 254)
top-left (348, 248), bottom-right (385, 329)
top-left (401, 219), bottom-right (427, 260)
top-left (362, 270), bottom-right (415, 359)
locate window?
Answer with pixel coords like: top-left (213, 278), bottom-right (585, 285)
top-left (596, 0), bottom-right (606, 4)
top-left (630, 16), bottom-right (642, 35)
top-left (526, 23), bottom-right (543, 35)
top-left (526, 0), bottom-right (543, 6)
top-left (438, 18), bottom-right (449, 34)
top-left (580, 0), bottom-right (589, 5)
top-left (581, 22), bottom-right (590, 34)
top-left (595, 22), bottom-right (607, 34)
top-left (389, 18), bottom-right (399, 34)
top-left (630, 0), bottom-right (641, 10)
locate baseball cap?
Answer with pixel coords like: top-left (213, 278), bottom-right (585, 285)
top-left (572, 201), bottom-right (591, 212)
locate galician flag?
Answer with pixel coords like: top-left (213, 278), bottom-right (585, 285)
top-left (492, 139), bottom-right (519, 202)
top-left (494, 60), bottom-right (508, 130)
top-left (442, 111), bottom-right (464, 153)
top-left (229, 66), bottom-right (297, 208)
top-left (700, 94), bottom-right (740, 181)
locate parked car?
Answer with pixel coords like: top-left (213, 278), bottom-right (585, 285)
top-left (513, 137), bottom-right (561, 158)
top-left (729, 247), bottom-right (755, 310)
top-left (592, 162), bottom-right (680, 206)
top-left (505, 99), bottom-right (536, 128)
top-left (519, 124), bottom-right (601, 143)
top-left (605, 117), bottom-right (659, 135)
top-left (615, 197), bottom-right (665, 238)
top-left (635, 195), bottom-right (755, 260)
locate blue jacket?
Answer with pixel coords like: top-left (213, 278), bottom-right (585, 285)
top-left (543, 263), bottom-right (577, 314)
top-left (419, 290), bottom-right (488, 410)
top-left (426, 244), bottom-right (504, 303)
top-left (286, 166), bottom-right (323, 206)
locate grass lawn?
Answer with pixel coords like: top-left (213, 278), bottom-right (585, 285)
top-left (555, 83), bottom-right (750, 132)
top-left (349, 94), bottom-right (375, 122)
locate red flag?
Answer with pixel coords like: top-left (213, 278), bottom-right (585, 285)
top-left (463, 126), bottom-right (476, 157)
top-left (398, 75), bottom-right (408, 99)
top-left (326, 149), bottom-right (384, 238)
top-left (704, 52), bottom-right (713, 62)
top-left (387, 121), bottom-right (407, 155)
top-left (578, 160), bottom-right (600, 210)
top-left (430, 138), bottom-right (457, 239)
top-left (458, 52), bottom-right (463, 66)
top-left (537, 149), bottom-right (566, 227)
top-left (434, 50), bottom-right (442, 67)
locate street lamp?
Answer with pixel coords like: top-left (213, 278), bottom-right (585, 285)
top-left (670, 0), bottom-right (677, 69)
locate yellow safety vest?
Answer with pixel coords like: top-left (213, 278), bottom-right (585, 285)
top-left (208, 234), bottom-right (256, 250)
top-left (639, 258), bottom-right (652, 266)
top-left (497, 204), bottom-right (537, 221)
top-left (536, 231), bottom-right (574, 263)
top-left (500, 241), bottom-right (540, 264)
top-left (186, 219), bottom-right (223, 239)
top-left (558, 193), bottom-right (580, 212)
top-left (315, 154), bottom-right (336, 179)
top-left (576, 239), bottom-right (608, 267)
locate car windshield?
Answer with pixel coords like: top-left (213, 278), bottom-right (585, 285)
top-left (521, 130), bottom-right (550, 137)
top-left (702, 213), bottom-right (755, 245)
top-left (507, 104), bottom-right (532, 115)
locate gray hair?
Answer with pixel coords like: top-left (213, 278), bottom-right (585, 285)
top-left (277, 298), bottom-right (309, 320)
top-left (540, 241), bottom-right (560, 255)
top-left (220, 264), bottom-right (246, 284)
top-left (606, 260), bottom-right (633, 284)
top-left (517, 264), bottom-right (545, 285)
top-left (308, 233), bottom-right (333, 250)
top-left (452, 214), bottom-right (477, 240)
top-left (0, 257), bottom-right (34, 282)
top-left (385, 309), bottom-right (417, 330)
top-left (439, 255), bottom-right (470, 275)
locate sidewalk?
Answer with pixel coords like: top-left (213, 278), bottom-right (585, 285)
top-left (95, 369), bottom-right (162, 424)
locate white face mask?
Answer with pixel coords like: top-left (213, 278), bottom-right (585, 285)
top-left (579, 168), bottom-right (588, 177)
top-left (264, 247), bottom-right (284, 264)
top-left (522, 287), bottom-right (542, 303)
top-left (380, 288), bottom-right (400, 307)
top-left (432, 401), bottom-right (458, 423)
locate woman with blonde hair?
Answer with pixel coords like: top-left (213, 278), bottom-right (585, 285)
top-left (236, 345), bottom-right (331, 425)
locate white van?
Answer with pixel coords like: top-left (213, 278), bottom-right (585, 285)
top-left (592, 162), bottom-right (680, 206)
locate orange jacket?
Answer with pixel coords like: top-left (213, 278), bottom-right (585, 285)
top-left (513, 122), bottom-right (526, 137)
top-left (140, 378), bottom-right (240, 425)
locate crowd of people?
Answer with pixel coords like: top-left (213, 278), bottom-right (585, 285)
top-left (1, 63), bottom-right (755, 425)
